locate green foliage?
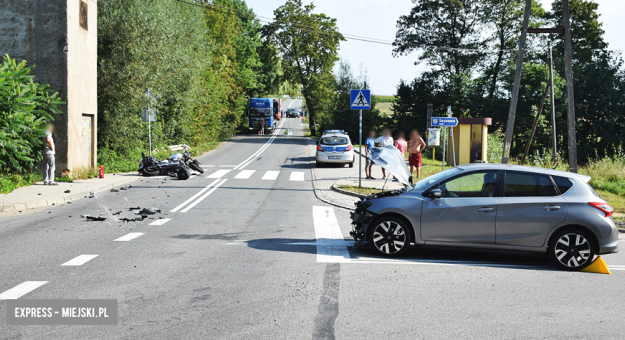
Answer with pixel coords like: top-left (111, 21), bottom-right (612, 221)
top-left (316, 59), bottom-right (383, 138)
top-left (263, 0), bottom-right (344, 130)
top-left (0, 172), bottom-right (43, 194)
top-left (372, 95), bottom-right (395, 103)
top-left (0, 55), bottom-right (63, 174)
top-left (390, 0), bottom-right (625, 163)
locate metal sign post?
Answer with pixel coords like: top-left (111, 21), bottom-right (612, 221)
top-left (431, 116), bottom-right (458, 171)
top-left (142, 89), bottom-right (157, 156)
top-left (350, 89), bottom-right (371, 189)
top-left (359, 109), bottom-right (362, 188)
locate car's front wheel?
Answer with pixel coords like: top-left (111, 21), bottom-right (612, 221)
top-left (548, 228), bottom-right (596, 271)
top-left (367, 216), bottom-right (411, 257)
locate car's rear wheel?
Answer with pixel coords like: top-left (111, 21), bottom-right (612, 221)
top-left (548, 228), bottom-right (596, 271)
top-left (367, 216), bottom-right (411, 257)
top-left (349, 161), bottom-right (354, 168)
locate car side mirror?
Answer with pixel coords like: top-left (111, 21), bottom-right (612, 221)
top-left (430, 189), bottom-right (442, 199)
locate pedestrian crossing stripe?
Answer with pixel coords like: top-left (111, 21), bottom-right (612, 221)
top-left (351, 90), bottom-right (369, 107)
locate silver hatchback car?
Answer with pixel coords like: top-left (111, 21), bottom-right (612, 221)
top-left (350, 163), bottom-right (618, 271)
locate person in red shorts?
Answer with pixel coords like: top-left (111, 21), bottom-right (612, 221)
top-left (408, 129), bottom-right (425, 178)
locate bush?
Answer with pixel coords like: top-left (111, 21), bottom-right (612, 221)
top-left (0, 55), bottom-right (62, 173)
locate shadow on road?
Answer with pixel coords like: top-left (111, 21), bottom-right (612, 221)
top-left (246, 238), bottom-right (558, 271)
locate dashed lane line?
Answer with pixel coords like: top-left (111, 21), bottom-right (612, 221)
top-left (61, 255), bottom-right (99, 266)
top-left (234, 170), bottom-right (256, 179)
top-left (0, 281), bottom-right (48, 300)
top-left (149, 218), bottom-right (172, 226)
top-left (206, 169), bottom-right (231, 179)
top-left (170, 179), bottom-right (221, 213)
top-left (180, 179), bottom-right (227, 213)
top-left (262, 171), bottom-right (280, 180)
top-left (290, 171), bottom-right (305, 181)
top-left (114, 233), bottom-right (145, 242)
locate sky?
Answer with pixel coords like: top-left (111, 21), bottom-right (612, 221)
top-left (245, 0), bottom-right (625, 95)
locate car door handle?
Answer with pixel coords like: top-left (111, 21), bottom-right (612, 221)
top-left (544, 205), bottom-right (561, 210)
top-left (477, 207), bottom-right (494, 212)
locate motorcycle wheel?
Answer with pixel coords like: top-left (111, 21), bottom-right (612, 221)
top-left (189, 159), bottom-right (204, 174)
top-left (177, 166), bottom-right (191, 180)
top-left (142, 167), bottom-right (161, 177)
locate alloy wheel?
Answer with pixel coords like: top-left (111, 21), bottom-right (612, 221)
top-left (372, 221), bottom-right (406, 255)
top-left (554, 233), bottom-right (592, 268)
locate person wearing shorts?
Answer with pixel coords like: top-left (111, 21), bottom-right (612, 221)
top-left (408, 129), bottom-right (425, 178)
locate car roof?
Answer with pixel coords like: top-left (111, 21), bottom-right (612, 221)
top-left (455, 163), bottom-right (591, 182)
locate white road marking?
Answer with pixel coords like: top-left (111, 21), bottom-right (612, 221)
top-left (170, 179), bottom-right (221, 212)
top-left (0, 281), bottom-right (48, 300)
top-left (189, 175), bottom-right (196, 179)
top-left (234, 170), bottom-right (256, 179)
top-left (181, 179), bottom-right (227, 213)
top-left (61, 254), bottom-right (99, 266)
top-left (234, 119), bottom-right (285, 170)
top-left (114, 233), bottom-right (144, 242)
top-left (290, 171), bottom-right (305, 181)
top-left (262, 171), bottom-right (280, 180)
top-left (149, 218), bottom-right (172, 226)
top-left (206, 169), bottom-right (230, 179)
top-left (313, 206), bottom-right (351, 263)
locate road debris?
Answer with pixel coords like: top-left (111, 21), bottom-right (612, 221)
top-left (64, 190), bottom-right (71, 193)
top-left (110, 189), bottom-right (119, 192)
top-left (81, 214), bottom-right (107, 221)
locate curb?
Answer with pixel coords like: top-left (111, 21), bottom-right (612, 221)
top-left (0, 175), bottom-right (139, 212)
top-left (305, 138), bottom-right (356, 210)
top-left (331, 184), bottom-right (365, 199)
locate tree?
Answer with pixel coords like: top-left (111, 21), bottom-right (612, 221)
top-left (393, 0), bottom-right (487, 79)
top-left (0, 55), bottom-right (62, 173)
top-left (263, 0), bottom-right (344, 132)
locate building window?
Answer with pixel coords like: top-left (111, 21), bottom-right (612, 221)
top-left (79, 1), bottom-right (88, 30)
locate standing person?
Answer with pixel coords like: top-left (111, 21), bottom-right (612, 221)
top-left (408, 129), bottom-right (426, 179)
top-left (259, 118), bottom-right (265, 136)
top-left (374, 128), bottom-right (394, 179)
top-left (43, 124), bottom-right (57, 186)
top-left (392, 132), bottom-right (408, 182)
top-left (364, 130), bottom-right (377, 180)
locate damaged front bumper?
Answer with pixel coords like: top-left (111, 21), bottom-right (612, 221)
top-left (349, 189), bottom-right (406, 246)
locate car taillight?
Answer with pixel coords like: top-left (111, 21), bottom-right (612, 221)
top-left (345, 145), bottom-right (353, 152)
top-left (589, 202), bottom-right (614, 218)
top-left (317, 144), bottom-right (324, 151)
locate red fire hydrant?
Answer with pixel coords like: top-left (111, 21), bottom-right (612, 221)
top-left (99, 165), bottom-right (104, 178)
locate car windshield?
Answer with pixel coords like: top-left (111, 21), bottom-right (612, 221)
top-left (410, 168), bottom-right (463, 191)
top-left (250, 108), bottom-right (271, 117)
top-left (321, 137), bottom-right (348, 145)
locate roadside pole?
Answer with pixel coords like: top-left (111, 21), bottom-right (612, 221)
top-left (350, 89), bottom-right (370, 189)
top-left (148, 100), bottom-right (152, 156)
top-left (548, 41), bottom-right (558, 162)
top-left (442, 127), bottom-right (446, 171)
top-left (563, 0), bottom-right (578, 173)
top-left (359, 109), bottom-right (362, 189)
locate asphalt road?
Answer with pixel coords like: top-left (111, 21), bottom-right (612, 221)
top-left (2, 98), bottom-right (625, 339)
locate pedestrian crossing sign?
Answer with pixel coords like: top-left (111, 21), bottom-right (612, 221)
top-left (350, 89), bottom-right (370, 110)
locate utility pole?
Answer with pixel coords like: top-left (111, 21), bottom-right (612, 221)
top-left (501, 0), bottom-right (532, 164)
top-left (562, 0), bottom-right (578, 173)
top-left (548, 41), bottom-right (558, 163)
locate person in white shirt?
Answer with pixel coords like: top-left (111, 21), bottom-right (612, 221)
top-left (43, 124), bottom-right (57, 185)
top-left (374, 128), bottom-right (394, 179)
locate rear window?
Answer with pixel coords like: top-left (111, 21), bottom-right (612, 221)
top-left (504, 172), bottom-right (557, 197)
top-left (552, 176), bottom-right (574, 195)
top-left (321, 137), bottom-right (348, 145)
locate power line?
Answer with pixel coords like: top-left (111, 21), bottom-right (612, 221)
top-left (176, 0), bottom-right (521, 53)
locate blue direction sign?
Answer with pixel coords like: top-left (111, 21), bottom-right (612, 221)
top-left (431, 117), bottom-right (458, 127)
top-left (350, 89), bottom-right (371, 110)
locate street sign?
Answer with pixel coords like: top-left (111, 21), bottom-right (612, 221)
top-left (142, 108), bottom-right (156, 122)
top-left (350, 89), bottom-right (370, 110)
top-left (431, 117), bottom-right (458, 127)
top-left (427, 128), bottom-right (440, 146)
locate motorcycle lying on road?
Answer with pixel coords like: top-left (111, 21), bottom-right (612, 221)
top-left (138, 144), bottom-right (204, 180)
